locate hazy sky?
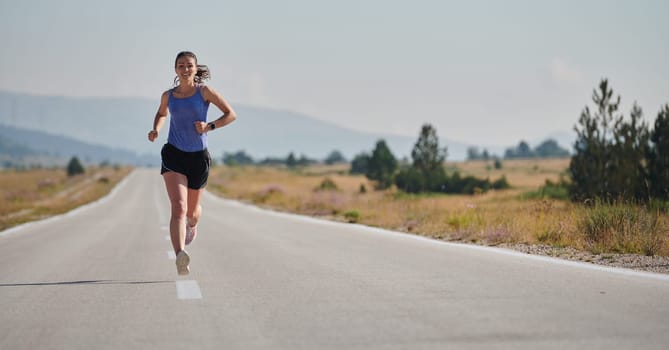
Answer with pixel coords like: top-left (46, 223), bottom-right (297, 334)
top-left (1, 0), bottom-right (667, 146)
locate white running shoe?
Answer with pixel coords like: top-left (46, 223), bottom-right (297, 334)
top-left (185, 224), bottom-right (197, 245)
top-left (176, 250), bottom-right (190, 275)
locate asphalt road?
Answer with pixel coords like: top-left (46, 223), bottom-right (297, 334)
top-left (1, 168), bottom-right (668, 350)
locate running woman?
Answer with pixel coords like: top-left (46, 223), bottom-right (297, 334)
top-left (148, 51), bottom-right (236, 275)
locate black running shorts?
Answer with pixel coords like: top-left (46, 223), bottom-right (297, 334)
top-left (160, 143), bottom-right (212, 189)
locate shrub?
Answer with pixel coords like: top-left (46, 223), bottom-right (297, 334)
top-left (578, 200), bottom-right (666, 255)
top-left (350, 152), bottom-right (370, 175)
top-left (492, 176), bottom-right (511, 190)
top-left (344, 210), bottom-right (360, 223)
top-left (443, 172), bottom-right (490, 195)
top-left (395, 167), bottom-right (426, 193)
top-left (315, 177), bottom-right (339, 191)
top-left (366, 140), bottom-right (397, 189)
top-left (524, 179), bottom-right (568, 200)
top-left (253, 184), bottom-right (284, 203)
top-left (66, 156), bottom-right (85, 177)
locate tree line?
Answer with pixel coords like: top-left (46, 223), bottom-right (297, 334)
top-left (222, 78), bottom-right (668, 202)
top-left (504, 139), bottom-right (570, 159)
top-left (351, 125), bottom-right (509, 194)
top-left (467, 139), bottom-right (570, 161)
top-left (222, 150), bottom-right (346, 167)
top-left (352, 79), bottom-right (668, 201)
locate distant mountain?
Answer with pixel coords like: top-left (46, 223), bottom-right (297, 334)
top-left (0, 131), bottom-right (46, 167)
top-left (0, 132), bottom-right (36, 157)
top-left (0, 90), bottom-right (573, 164)
top-left (0, 90), bottom-right (472, 162)
top-left (0, 124), bottom-right (155, 166)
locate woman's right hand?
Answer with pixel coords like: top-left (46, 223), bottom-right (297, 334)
top-left (148, 130), bottom-right (158, 142)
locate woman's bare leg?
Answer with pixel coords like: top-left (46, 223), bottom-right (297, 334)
top-left (163, 172), bottom-right (188, 254)
top-left (186, 188), bottom-right (205, 227)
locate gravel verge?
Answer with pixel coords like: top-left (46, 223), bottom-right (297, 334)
top-left (497, 243), bottom-right (669, 275)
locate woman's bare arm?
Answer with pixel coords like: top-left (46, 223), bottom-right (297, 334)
top-left (148, 91), bottom-right (170, 142)
top-left (195, 85), bottom-right (237, 134)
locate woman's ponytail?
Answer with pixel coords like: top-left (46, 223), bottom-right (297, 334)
top-left (195, 65), bottom-right (210, 83)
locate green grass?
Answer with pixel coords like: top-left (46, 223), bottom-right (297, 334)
top-left (579, 200), bottom-right (667, 255)
top-left (521, 179), bottom-right (569, 200)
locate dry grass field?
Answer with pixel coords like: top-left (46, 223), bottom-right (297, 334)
top-left (209, 158), bottom-right (669, 257)
top-left (0, 166), bottom-right (132, 231)
top-left (448, 158), bottom-right (569, 190)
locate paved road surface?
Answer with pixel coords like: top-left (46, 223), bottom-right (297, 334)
top-left (1, 169), bottom-right (668, 349)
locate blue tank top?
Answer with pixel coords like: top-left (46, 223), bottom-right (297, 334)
top-left (167, 87), bottom-right (210, 152)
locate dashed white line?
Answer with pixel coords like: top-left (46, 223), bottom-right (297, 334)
top-left (158, 191), bottom-right (203, 300)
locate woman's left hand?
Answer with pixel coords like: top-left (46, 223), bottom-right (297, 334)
top-left (194, 121), bottom-right (209, 134)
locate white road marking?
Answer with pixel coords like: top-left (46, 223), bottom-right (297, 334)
top-left (167, 251), bottom-right (176, 260)
top-left (176, 280), bottom-right (202, 299)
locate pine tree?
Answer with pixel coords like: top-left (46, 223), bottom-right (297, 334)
top-left (648, 104), bottom-right (669, 201)
top-left (286, 152), bottom-right (297, 168)
top-left (569, 79), bottom-right (622, 201)
top-left (411, 124), bottom-right (447, 174)
top-left (467, 147), bottom-right (481, 161)
top-left (610, 102), bottom-right (649, 200)
top-left (408, 124), bottom-right (447, 191)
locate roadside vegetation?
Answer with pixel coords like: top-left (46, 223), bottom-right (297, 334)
top-left (209, 79), bottom-right (669, 258)
top-left (209, 159), bottom-right (668, 257)
top-left (0, 161), bottom-right (131, 231)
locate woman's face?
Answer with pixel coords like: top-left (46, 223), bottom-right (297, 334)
top-left (175, 56), bottom-right (197, 83)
